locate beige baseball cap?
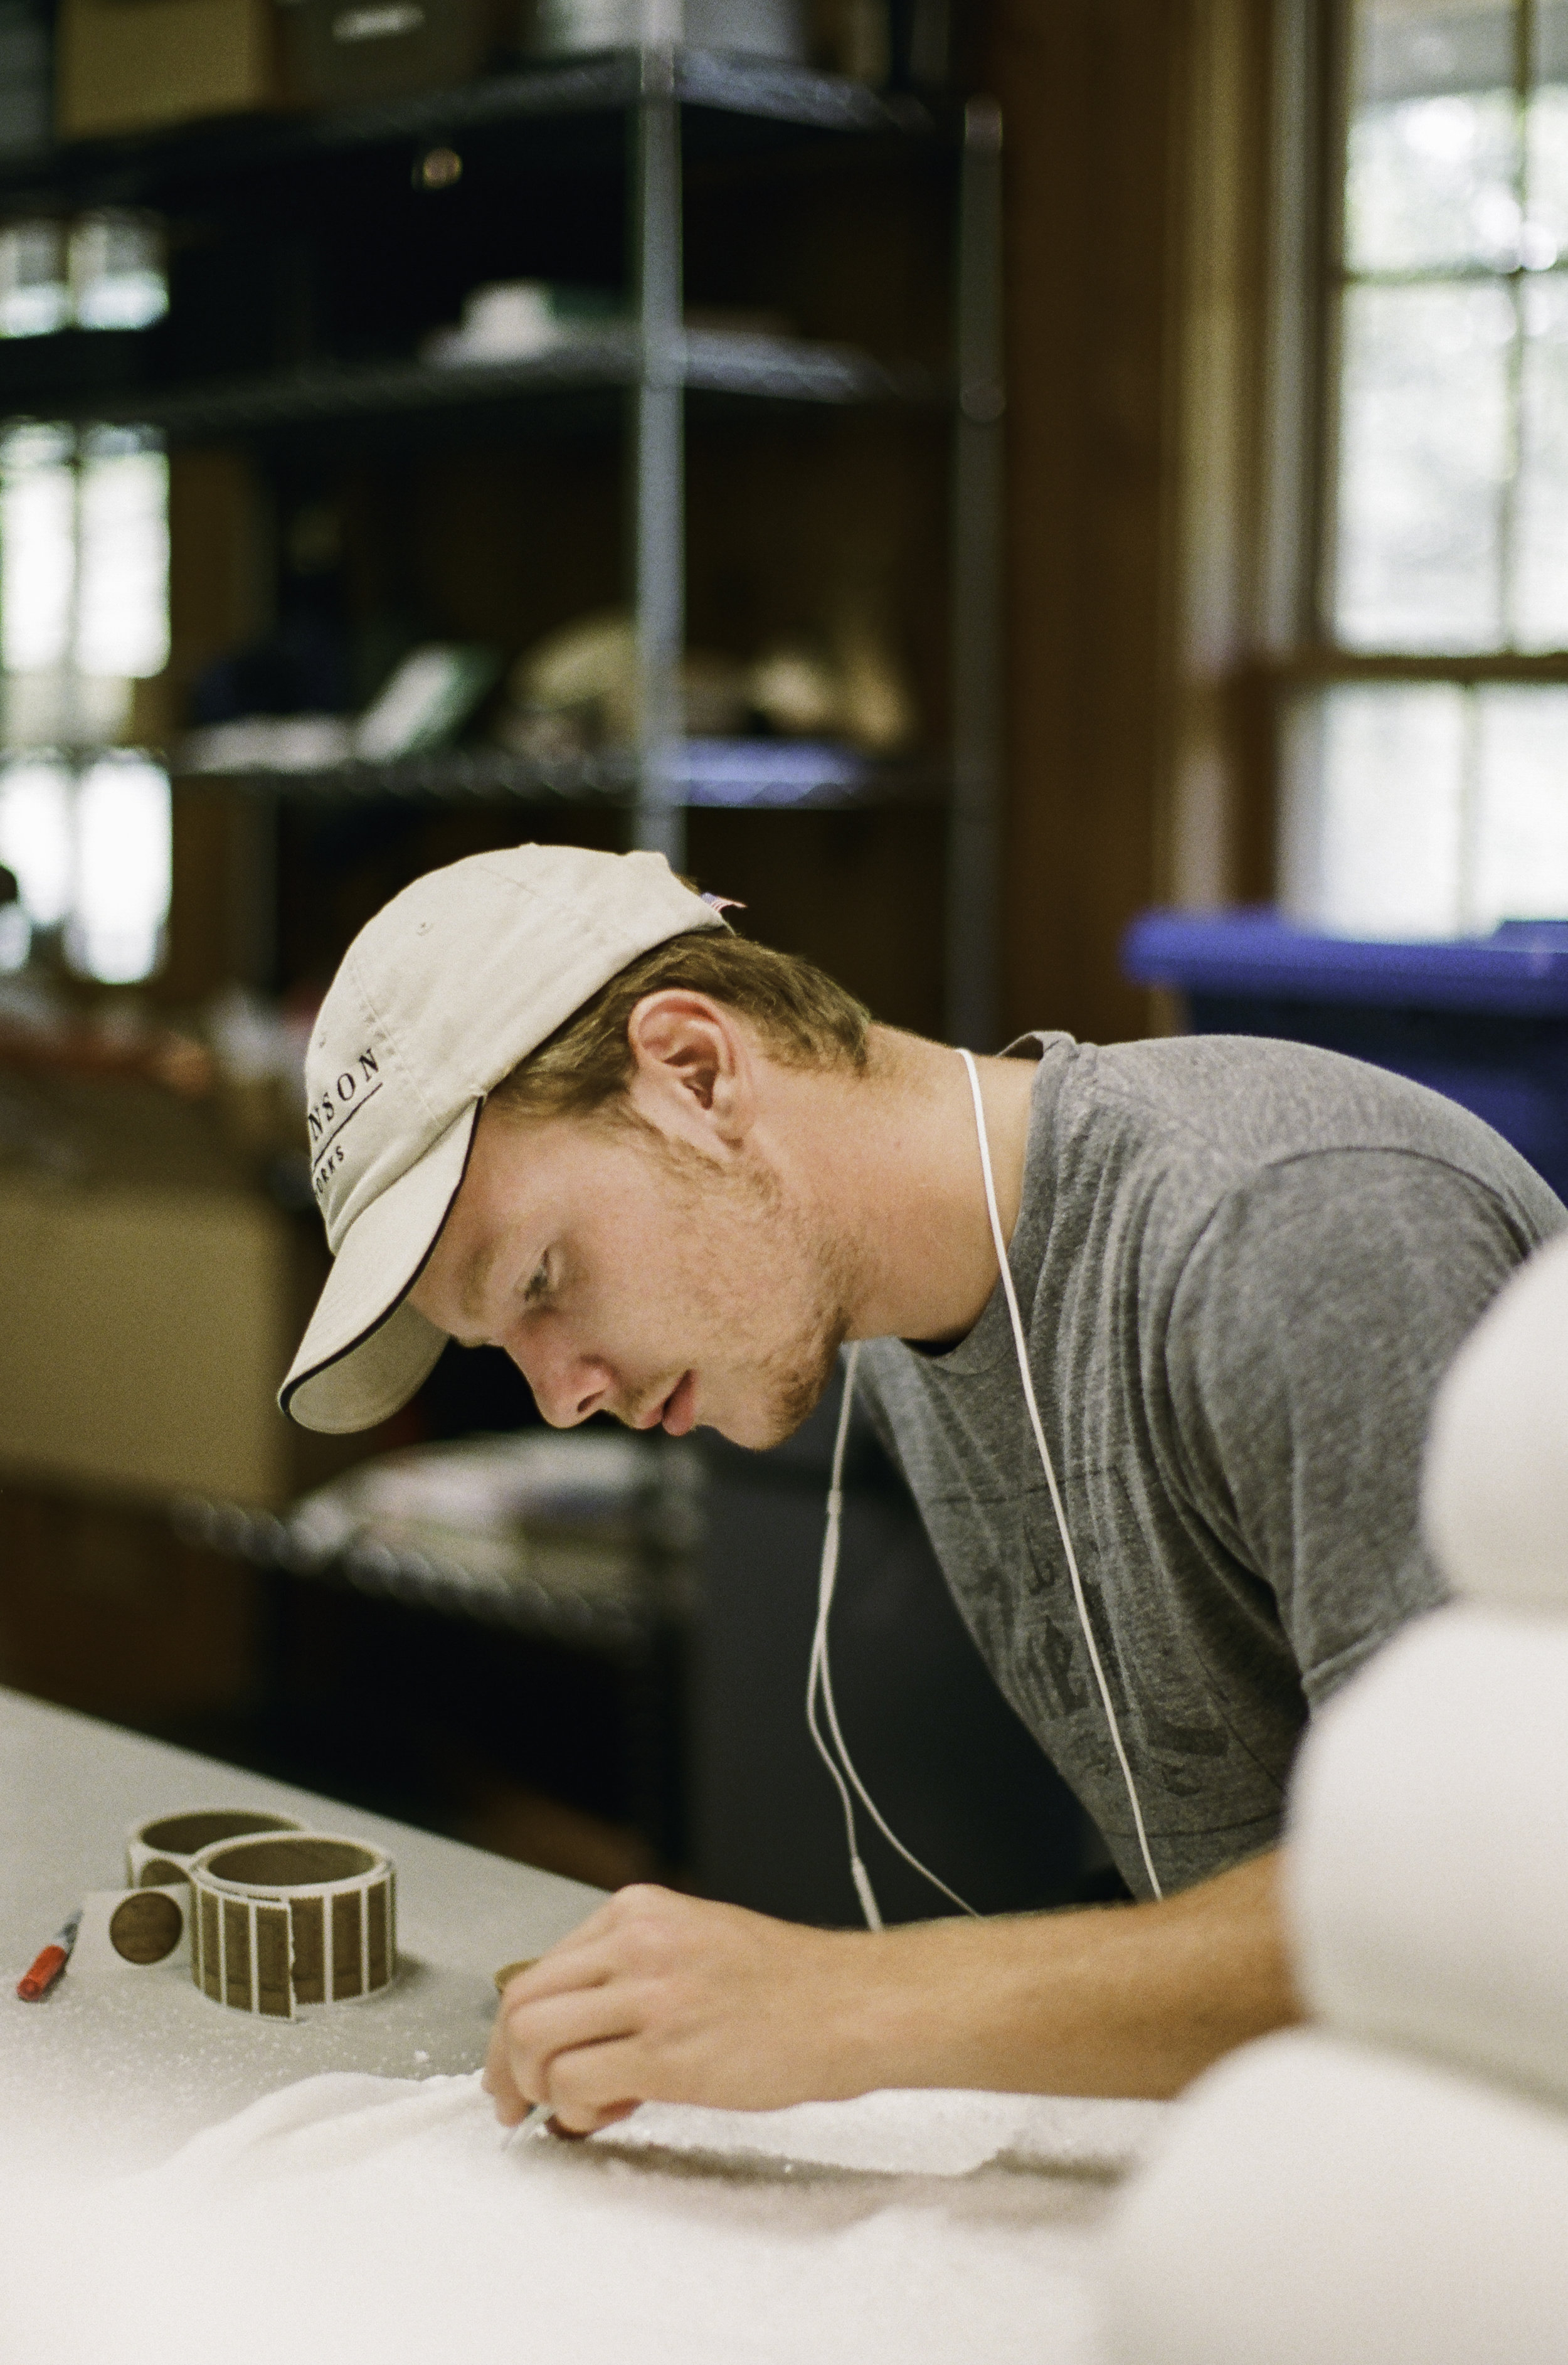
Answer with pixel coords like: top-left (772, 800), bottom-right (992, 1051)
top-left (280, 843), bottom-right (727, 1433)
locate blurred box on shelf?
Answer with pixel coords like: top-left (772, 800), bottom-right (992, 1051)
top-left (0, 1170), bottom-right (300, 1504)
top-left (277, 0), bottom-right (508, 104)
top-left (524, 0), bottom-right (803, 58)
top-left (56, 0), bottom-right (283, 141)
top-left (0, 1068), bottom-right (341, 1509)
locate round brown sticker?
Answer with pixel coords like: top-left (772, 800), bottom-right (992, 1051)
top-left (109, 1889), bottom-right (184, 1965)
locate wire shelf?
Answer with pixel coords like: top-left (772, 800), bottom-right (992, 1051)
top-left (171, 738), bottom-right (949, 810)
top-left (0, 51), bottom-right (938, 211)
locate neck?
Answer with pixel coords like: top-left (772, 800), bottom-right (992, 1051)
top-left (772, 1026), bottom-right (1039, 1346)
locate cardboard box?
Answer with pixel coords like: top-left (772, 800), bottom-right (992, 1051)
top-left (0, 1169), bottom-right (302, 1505)
top-left (56, 0), bottom-right (282, 141)
top-left (277, 0), bottom-right (502, 107)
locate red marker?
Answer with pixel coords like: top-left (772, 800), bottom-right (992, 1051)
top-left (16, 1908), bottom-right (83, 2002)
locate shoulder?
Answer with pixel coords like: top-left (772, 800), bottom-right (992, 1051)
top-left (1036, 1032), bottom-right (1564, 1245)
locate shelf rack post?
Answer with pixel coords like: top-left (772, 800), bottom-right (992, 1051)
top-left (629, 45), bottom-right (687, 870)
top-left (946, 96), bottom-right (1005, 1050)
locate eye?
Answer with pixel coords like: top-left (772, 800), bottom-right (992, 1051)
top-left (523, 1254), bottom-right (551, 1306)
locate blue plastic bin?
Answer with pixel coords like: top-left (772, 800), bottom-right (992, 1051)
top-left (1121, 909), bottom-right (1568, 1202)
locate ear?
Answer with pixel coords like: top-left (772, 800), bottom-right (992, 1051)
top-left (623, 991), bottom-right (756, 1149)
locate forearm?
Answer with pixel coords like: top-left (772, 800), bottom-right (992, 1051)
top-left (839, 1848), bottom-right (1301, 2102)
top-left (488, 1847), bottom-right (1303, 2128)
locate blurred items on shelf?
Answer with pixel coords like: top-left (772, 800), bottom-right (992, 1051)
top-left (0, 212), bottom-right (169, 341)
top-left (524, 0), bottom-right (804, 61)
top-left (0, 1), bottom-right (50, 159)
top-left (497, 604), bottom-right (918, 757)
top-left (501, 612), bottom-right (744, 752)
top-left (0, 968), bottom-right (314, 1171)
top-left (0, 960), bottom-right (317, 1211)
top-left (0, 972), bottom-right (210, 1101)
top-left (421, 279), bottom-right (625, 366)
top-left (204, 985), bottom-right (314, 1161)
top-left (186, 492), bottom-right (354, 742)
top-left (183, 642), bottom-right (501, 772)
top-left (178, 715), bottom-right (356, 772)
top-left (276, 0), bottom-right (510, 108)
top-left (278, 1429), bottom-right (703, 1620)
top-left (355, 643), bottom-right (502, 757)
top-left (421, 282), bottom-right (801, 367)
top-left (56, 0), bottom-right (283, 139)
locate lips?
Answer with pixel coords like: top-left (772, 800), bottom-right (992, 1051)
top-left (659, 1371), bottom-right (697, 1437)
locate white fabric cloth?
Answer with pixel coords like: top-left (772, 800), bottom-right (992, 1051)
top-left (1423, 1227), bottom-right (1568, 1615)
top-left (1286, 1601), bottom-right (1568, 2112)
top-left (1101, 2029), bottom-right (1568, 2365)
top-left (1, 2072), bottom-right (1166, 2365)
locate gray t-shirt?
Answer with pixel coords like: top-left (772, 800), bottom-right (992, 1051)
top-left (857, 1032), bottom-right (1565, 1899)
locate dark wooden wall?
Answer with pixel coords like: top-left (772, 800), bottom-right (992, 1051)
top-left (978, 0), bottom-right (1276, 1049)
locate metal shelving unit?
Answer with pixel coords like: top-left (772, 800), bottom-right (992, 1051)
top-left (174, 739), bottom-right (948, 809)
top-left (33, 331), bottom-right (943, 440)
top-left (0, 46), bottom-right (1004, 1042)
top-left (0, 50), bottom-right (928, 204)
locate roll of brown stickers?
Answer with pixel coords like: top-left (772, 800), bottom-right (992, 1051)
top-left (188, 1832), bottom-right (397, 2021)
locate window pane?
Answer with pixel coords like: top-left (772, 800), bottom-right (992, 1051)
top-left (1515, 274), bottom-right (1568, 644)
top-left (1335, 281), bottom-right (1513, 649)
top-left (1472, 685), bottom-right (1568, 922)
top-left (0, 757), bottom-right (72, 927)
top-left (1283, 684), bottom-right (1466, 935)
top-left (1348, 2), bottom-right (1518, 270)
top-left (1354, 0), bottom-right (1517, 105)
top-left (1347, 90), bottom-right (1521, 271)
top-left (0, 425), bottom-right (74, 676)
top-left (1535, 0), bottom-right (1568, 81)
top-left (66, 755), bottom-right (170, 984)
top-left (76, 433), bottom-right (168, 680)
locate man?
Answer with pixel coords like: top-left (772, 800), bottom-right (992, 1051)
top-left (283, 842), bottom-right (1564, 2132)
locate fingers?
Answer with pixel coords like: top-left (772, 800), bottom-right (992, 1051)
top-left (531, 2036), bottom-right (654, 2132)
top-left (499, 1937), bottom-right (618, 2007)
top-left (485, 1963), bottom-right (647, 2124)
top-left (548, 2094), bottom-right (641, 2137)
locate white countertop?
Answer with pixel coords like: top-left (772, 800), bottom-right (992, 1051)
top-left (0, 1684), bottom-right (603, 2176)
top-left (0, 1687), bottom-right (1172, 2365)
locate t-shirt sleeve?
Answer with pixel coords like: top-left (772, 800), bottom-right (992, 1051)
top-left (1164, 1149), bottom-right (1552, 1711)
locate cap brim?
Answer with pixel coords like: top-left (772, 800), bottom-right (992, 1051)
top-left (280, 1104), bottom-right (479, 1434)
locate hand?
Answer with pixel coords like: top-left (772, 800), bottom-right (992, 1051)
top-left (483, 1851), bottom-right (1300, 2130)
top-left (484, 1883), bottom-right (881, 2134)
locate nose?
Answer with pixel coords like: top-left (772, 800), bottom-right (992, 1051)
top-left (506, 1335), bottom-right (612, 1428)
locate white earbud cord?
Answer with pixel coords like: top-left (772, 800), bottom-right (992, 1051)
top-left (956, 1048), bottom-right (1163, 1901)
top-left (806, 1337), bottom-right (982, 1928)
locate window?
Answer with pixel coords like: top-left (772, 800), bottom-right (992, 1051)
top-left (1283, 0), bottom-right (1568, 935)
top-left (0, 423), bottom-right (171, 982)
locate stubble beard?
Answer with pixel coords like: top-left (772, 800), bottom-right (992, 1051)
top-left (641, 1119), bottom-right (856, 1449)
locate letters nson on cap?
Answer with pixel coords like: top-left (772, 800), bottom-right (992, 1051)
top-left (280, 844), bottom-right (727, 1434)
